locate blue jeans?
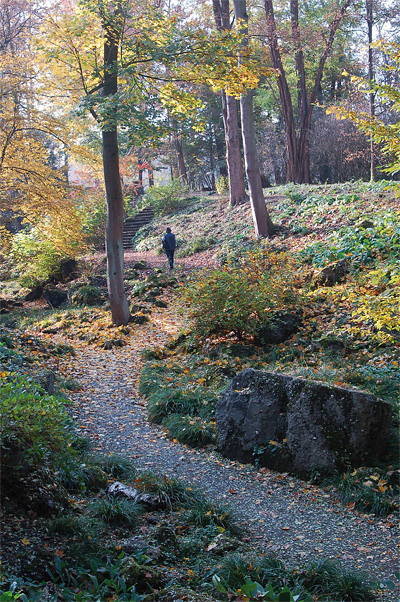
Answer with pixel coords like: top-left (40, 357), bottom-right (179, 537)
top-left (165, 249), bottom-right (174, 269)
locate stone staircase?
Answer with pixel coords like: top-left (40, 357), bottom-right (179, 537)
top-left (123, 207), bottom-right (154, 250)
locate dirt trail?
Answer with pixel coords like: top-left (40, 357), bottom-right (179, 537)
top-left (60, 253), bottom-right (398, 599)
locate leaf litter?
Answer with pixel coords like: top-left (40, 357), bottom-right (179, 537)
top-left (53, 250), bottom-right (400, 602)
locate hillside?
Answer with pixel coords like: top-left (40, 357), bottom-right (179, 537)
top-left (0, 181), bottom-right (399, 602)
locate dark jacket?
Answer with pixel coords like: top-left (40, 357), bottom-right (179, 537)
top-left (162, 232), bottom-right (176, 251)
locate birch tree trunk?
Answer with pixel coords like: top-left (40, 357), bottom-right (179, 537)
top-left (233, 0), bottom-right (274, 237)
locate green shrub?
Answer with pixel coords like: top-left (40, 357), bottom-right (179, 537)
top-left (139, 180), bottom-right (192, 216)
top-left (91, 453), bottom-right (137, 480)
top-left (334, 467), bottom-right (399, 516)
top-left (9, 231), bottom-right (68, 288)
top-left (178, 236), bottom-right (217, 257)
top-left (8, 219), bottom-right (83, 288)
top-left (78, 188), bottom-right (107, 248)
top-left (182, 249), bottom-right (301, 338)
top-left (299, 215), bottom-right (400, 269)
top-left (72, 285), bottom-right (103, 306)
top-left (133, 471), bottom-right (192, 509)
top-left (296, 559), bottom-right (374, 601)
top-left (0, 376), bottom-right (78, 467)
top-left (140, 360), bottom-right (217, 426)
top-left (284, 183), bottom-right (307, 204)
top-left (214, 552), bottom-right (286, 592)
top-left (213, 555), bottom-right (375, 601)
top-left (147, 389), bottom-right (203, 424)
top-left (216, 175), bottom-right (229, 194)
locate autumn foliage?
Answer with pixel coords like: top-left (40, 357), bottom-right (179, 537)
top-left (182, 249), bottom-right (302, 339)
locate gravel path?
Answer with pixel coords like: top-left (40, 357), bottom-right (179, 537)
top-left (61, 303), bottom-right (399, 601)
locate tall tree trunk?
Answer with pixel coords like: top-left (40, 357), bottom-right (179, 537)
top-left (233, 0), bottom-right (274, 237)
top-left (172, 121), bottom-right (188, 185)
top-left (215, 132), bottom-right (228, 177)
top-left (209, 121), bottom-right (216, 189)
top-left (148, 165), bottom-right (154, 186)
top-left (102, 9), bottom-right (130, 326)
top-left (212, 0), bottom-right (248, 206)
top-left (264, 0), bottom-right (352, 183)
top-left (366, 0), bottom-right (376, 181)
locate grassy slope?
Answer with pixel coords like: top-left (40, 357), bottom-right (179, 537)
top-left (137, 181), bottom-right (399, 518)
top-left (1, 181), bottom-right (399, 601)
top-left (136, 181), bottom-right (399, 407)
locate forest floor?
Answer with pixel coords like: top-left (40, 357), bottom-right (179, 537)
top-left (2, 183), bottom-right (399, 601)
top-left (56, 249), bottom-right (399, 598)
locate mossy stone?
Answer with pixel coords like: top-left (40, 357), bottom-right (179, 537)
top-left (119, 557), bottom-right (161, 589)
top-left (85, 466), bottom-right (108, 492)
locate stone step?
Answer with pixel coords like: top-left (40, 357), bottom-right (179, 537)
top-left (123, 207), bottom-right (154, 249)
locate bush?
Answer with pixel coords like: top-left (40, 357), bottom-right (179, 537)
top-left (182, 249), bottom-right (301, 339)
top-left (0, 375), bottom-right (78, 468)
top-left (147, 388), bottom-right (203, 424)
top-left (133, 471), bottom-right (192, 509)
top-left (91, 453), bottom-right (137, 480)
top-left (8, 214), bottom-right (84, 288)
top-left (296, 558), bottom-right (374, 601)
top-left (78, 188), bottom-right (107, 248)
top-left (334, 467), bottom-right (399, 516)
top-left (213, 554), bottom-right (375, 601)
top-left (188, 496), bottom-right (241, 536)
top-left (215, 552), bottom-right (286, 592)
top-left (139, 180), bottom-right (192, 216)
top-left (178, 236), bottom-right (217, 257)
top-left (72, 285), bottom-right (103, 306)
top-left (284, 183), bottom-right (307, 204)
top-left (216, 175), bottom-right (229, 194)
top-left (299, 215), bottom-right (400, 270)
top-left (140, 361), bottom-right (217, 429)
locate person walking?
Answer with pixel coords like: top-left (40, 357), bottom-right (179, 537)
top-left (162, 227), bottom-right (176, 269)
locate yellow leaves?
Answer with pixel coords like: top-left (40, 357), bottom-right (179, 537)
top-left (21, 537), bottom-right (30, 545)
top-left (159, 83), bottom-right (205, 117)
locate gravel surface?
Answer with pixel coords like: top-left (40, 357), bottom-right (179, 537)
top-left (61, 307), bottom-right (399, 602)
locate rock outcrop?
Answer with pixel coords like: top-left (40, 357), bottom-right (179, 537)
top-left (216, 368), bottom-right (393, 475)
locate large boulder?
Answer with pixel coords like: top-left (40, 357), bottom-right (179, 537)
top-left (216, 369), bottom-right (393, 475)
top-left (56, 258), bottom-right (80, 283)
top-left (312, 259), bottom-right (347, 288)
top-left (254, 310), bottom-right (301, 346)
top-left (43, 286), bottom-right (67, 308)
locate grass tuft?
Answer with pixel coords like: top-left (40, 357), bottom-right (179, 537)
top-left (88, 497), bottom-right (144, 526)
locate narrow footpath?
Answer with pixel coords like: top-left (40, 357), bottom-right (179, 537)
top-left (59, 303), bottom-right (399, 601)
